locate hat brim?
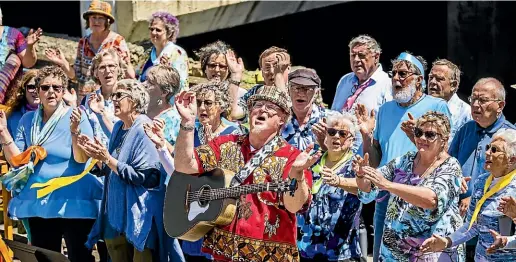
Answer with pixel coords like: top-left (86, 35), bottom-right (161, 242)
top-left (289, 78), bottom-right (319, 87)
top-left (247, 94), bottom-right (291, 116)
top-left (83, 10), bottom-right (115, 23)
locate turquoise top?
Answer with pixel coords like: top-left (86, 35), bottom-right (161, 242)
top-left (8, 107), bottom-right (103, 219)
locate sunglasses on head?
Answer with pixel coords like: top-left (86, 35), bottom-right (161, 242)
top-left (486, 144), bottom-right (504, 154)
top-left (327, 128), bottom-right (351, 138)
top-left (25, 84), bottom-right (37, 92)
top-left (414, 127), bottom-right (440, 141)
top-left (40, 84), bottom-right (64, 93)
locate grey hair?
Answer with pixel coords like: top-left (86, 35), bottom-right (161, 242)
top-left (493, 128), bottom-right (516, 159)
top-left (116, 79), bottom-right (150, 114)
top-left (90, 48), bottom-right (125, 85)
top-left (348, 35), bottom-right (382, 55)
top-left (146, 64), bottom-right (181, 101)
top-left (432, 58), bottom-right (462, 88)
top-left (473, 77), bottom-right (506, 101)
top-left (190, 80), bottom-right (232, 118)
top-left (326, 110), bottom-right (359, 136)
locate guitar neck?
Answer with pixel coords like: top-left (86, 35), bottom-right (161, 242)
top-left (209, 183), bottom-right (285, 200)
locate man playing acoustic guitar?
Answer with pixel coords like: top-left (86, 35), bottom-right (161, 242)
top-left (174, 84), bottom-right (320, 262)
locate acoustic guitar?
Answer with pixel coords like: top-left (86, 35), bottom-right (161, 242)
top-left (163, 168), bottom-right (297, 241)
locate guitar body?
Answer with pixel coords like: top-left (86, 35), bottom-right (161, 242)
top-left (163, 168), bottom-right (237, 241)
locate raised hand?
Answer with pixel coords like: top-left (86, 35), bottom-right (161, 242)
top-left (273, 53), bottom-right (290, 75)
top-left (45, 48), bottom-right (67, 67)
top-left (174, 91), bottom-right (197, 123)
top-left (202, 123), bottom-right (214, 144)
top-left (291, 144), bottom-right (322, 175)
top-left (362, 166), bottom-right (390, 190)
top-left (401, 112), bottom-right (416, 143)
top-left (63, 88), bottom-right (77, 108)
top-left (355, 104), bottom-right (376, 135)
top-left (420, 234), bottom-right (449, 253)
top-left (70, 108), bottom-right (81, 134)
top-left (88, 93), bottom-right (105, 114)
top-left (160, 55), bottom-right (170, 66)
top-left (144, 122), bottom-right (165, 149)
top-left (225, 49), bottom-right (245, 80)
top-left (26, 28), bottom-right (43, 46)
top-left (352, 153), bottom-right (370, 178)
top-left (486, 230), bottom-right (508, 253)
top-left (77, 135), bottom-right (110, 161)
top-left (0, 110), bottom-right (9, 138)
top-left (460, 177), bottom-right (471, 194)
top-left (321, 167), bottom-right (340, 186)
top-left (498, 196), bottom-right (516, 220)
top-left (459, 197), bottom-right (471, 217)
top-left (311, 118), bottom-right (327, 147)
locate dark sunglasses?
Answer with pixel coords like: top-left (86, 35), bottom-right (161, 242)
top-left (388, 70), bottom-right (415, 80)
top-left (110, 91), bottom-right (131, 101)
top-left (414, 127), bottom-right (440, 141)
top-left (40, 85), bottom-right (64, 93)
top-left (327, 128), bottom-right (351, 138)
top-left (25, 84), bottom-right (37, 92)
top-left (486, 144), bottom-right (504, 154)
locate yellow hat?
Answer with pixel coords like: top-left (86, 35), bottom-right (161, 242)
top-left (83, 0), bottom-right (115, 23)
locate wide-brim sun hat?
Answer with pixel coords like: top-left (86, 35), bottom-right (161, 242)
top-left (82, 0), bottom-right (115, 23)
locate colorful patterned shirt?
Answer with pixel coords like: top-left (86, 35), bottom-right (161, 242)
top-left (74, 32), bottom-right (131, 89)
top-left (282, 104), bottom-right (326, 151)
top-left (358, 152), bottom-right (466, 262)
top-left (0, 26), bottom-right (27, 103)
top-left (156, 106), bottom-right (181, 145)
top-left (297, 155), bottom-right (362, 260)
top-left (448, 172), bottom-right (516, 262)
top-left (194, 134), bottom-right (312, 261)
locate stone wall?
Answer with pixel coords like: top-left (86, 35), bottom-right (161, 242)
top-left (33, 34), bottom-right (262, 89)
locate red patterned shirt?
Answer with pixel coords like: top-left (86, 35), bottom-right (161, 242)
top-left (194, 134), bottom-right (312, 262)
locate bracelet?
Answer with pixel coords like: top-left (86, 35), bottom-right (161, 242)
top-left (1, 140), bottom-right (13, 146)
top-left (180, 123), bottom-right (195, 131)
top-left (228, 78), bottom-right (241, 86)
top-left (71, 129), bottom-right (81, 136)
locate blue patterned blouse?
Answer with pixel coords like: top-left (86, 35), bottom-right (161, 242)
top-left (358, 152), bottom-right (466, 262)
top-left (297, 155), bottom-right (362, 261)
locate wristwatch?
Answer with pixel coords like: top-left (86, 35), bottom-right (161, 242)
top-left (180, 123), bottom-right (195, 131)
top-left (228, 78), bottom-right (241, 86)
top-left (71, 129), bottom-right (81, 136)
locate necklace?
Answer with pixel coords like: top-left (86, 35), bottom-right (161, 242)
top-left (413, 152), bottom-right (442, 179)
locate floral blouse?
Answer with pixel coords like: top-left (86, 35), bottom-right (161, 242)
top-left (297, 154), bottom-right (362, 261)
top-left (358, 152), bottom-right (466, 262)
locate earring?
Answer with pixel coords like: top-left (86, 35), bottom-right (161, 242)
top-left (157, 98), bottom-right (163, 106)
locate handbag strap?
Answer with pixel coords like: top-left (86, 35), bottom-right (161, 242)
top-left (229, 135), bottom-right (283, 187)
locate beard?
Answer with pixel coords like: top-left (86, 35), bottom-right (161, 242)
top-left (393, 81), bottom-right (417, 104)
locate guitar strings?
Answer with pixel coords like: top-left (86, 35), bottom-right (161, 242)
top-left (186, 184), bottom-right (289, 203)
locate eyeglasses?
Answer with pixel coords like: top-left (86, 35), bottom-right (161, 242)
top-left (197, 99), bottom-right (215, 109)
top-left (25, 84), bottom-right (37, 93)
top-left (414, 127), bottom-right (441, 142)
top-left (468, 96), bottom-right (500, 106)
top-left (389, 70), bottom-right (416, 80)
top-left (486, 144), bottom-right (504, 154)
top-left (110, 91), bottom-right (131, 101)
top-left (207, 63), bottom-right (228, 71)
top-left (98, 64), bottom-right (117, 73)
top-left (327, 128), bottom-right (351, 138)
top-left (252, 101), bottom-right (281, 114)
top-left (290, 85), bottom-right (316, 93)
top-left (40, 85), bottom-right (64, 93)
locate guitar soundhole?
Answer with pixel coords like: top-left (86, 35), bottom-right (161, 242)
top-left (197, 185), bottom-right (211, 207)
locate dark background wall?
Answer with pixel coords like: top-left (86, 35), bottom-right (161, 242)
top-left (1, 1), bottom-right (514, 122)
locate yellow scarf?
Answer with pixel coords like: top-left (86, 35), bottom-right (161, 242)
top-left (30, 159), bottom-right (98, 199)
top-left (311, 151), bottom-right (353, 194)
top-left (468, 169), bottom-right (516, 229)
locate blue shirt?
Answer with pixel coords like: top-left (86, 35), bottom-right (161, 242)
top-left (449, 115), bottom-right (515, 199)
top-left (9, 108), bottom-right (103, 219)
top-left (374, 94), bottom-right (451, 167)
top-left (447, 94), bottom-right (472, 142)
top-left (282, 104), bottom-right (327, 151)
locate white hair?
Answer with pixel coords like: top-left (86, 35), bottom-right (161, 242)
top-left (493, 128), bottom-right (516, 159)
top-left (326, 110), bottom-right (358, 136)
top-left (348, 35), bottom-right (382, 55)
top-left (473, 77), bottom-right (506, 101)
top-left (0, 7), bottom-right (3, 26)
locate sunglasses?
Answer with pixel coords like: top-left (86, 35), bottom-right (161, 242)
top-left (414, 127), bottom-right (440, 142)
top-left (388, 70), bottom-right (415, 80)
top-left (486, 144), bottom-right (504, 154)
top-left (207, 63), bottom-right (228, 71)
top-left (25, 84), bottom-right (37, 92)
top-left (197, 99), bottom-right (215, 109)
top-left (327, 128), bottom-right (351, 138)
top-left (110, 91), bottom-right (131, 101)
top-left (40, 85), bottom-right (64, 93)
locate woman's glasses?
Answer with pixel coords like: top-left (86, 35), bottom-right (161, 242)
top-left (40, 85), bottom-right (64, 93)
top-left (207, 63), bottom-right (228, 71)
top-left (486, 144), bottom-right (504, 154)
top-left (110, 91), bottom-right (131, 101)
top-left (327, 128), bottom-right (351, 138)
top-left (197, 99), bottom-right (215, 109)
top-left (414, 127), bottom-right (440, 142)
top-left (25, 84), bottom-right (37, 93)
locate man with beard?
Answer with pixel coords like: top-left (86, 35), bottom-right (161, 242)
top-left (174, 85), bottom-right (320, 262)
top-left (356, 52), bottom-right (451, 262)
top-left (427, 59), bottom-right (471, 141)
top-left (447, 77), bottom-right (515, 260)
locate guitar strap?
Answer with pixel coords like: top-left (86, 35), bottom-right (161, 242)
top-left (229, 135), bottom-right (283, 187)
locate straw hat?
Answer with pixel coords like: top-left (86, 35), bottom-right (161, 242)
top-left (247, 85), bottom-right (292, 116)
top-left (82, 0), bottom-right (115, 22)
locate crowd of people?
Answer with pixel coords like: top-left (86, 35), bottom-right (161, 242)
top-left (0, 1), bottom-right (516, 262)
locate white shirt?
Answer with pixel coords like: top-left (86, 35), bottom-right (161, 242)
top-left (331, 64), bottom-right (392, 114)
top-left (447, 93), bottom-right (472, 141)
